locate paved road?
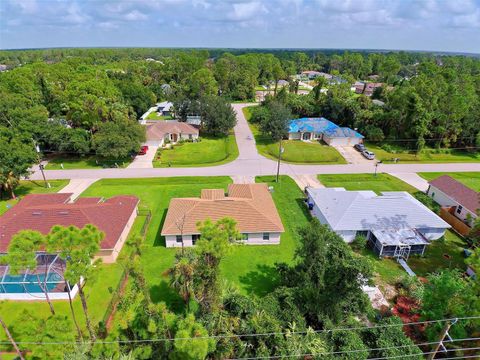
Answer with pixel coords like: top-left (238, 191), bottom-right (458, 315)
top-left (29, 103), bottom-right (480, 180)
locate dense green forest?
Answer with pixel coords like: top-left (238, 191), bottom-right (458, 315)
top-left (2, 47), bottom-right (480, 195)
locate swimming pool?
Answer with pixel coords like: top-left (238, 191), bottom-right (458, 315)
top-left (0, 272), bottom-right (63, 294)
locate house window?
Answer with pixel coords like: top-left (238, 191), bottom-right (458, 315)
top-left (189, 134), bottom-right (193, 140)
top-left (456, 205), bottom-right (463, 214)
top-left (192, 234), bottom-right (200, 245)
top-left (431, 192), bottom-right (435, 198)
top-left (241, 233), bottom-right (249, 241)
top-left (176, 235), bottom-right (182, 243)
top-left (262, 233), bottom-right (270, 241)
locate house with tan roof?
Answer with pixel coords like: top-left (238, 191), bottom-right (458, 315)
top-left (146, 120), bottom-right (199, 147)
top-left (161, 184), bottom-right (284, 247)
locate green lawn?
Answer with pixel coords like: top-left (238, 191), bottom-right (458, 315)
top-left (366, 142), bottom-right (480, 163)
top-left (0, 180), bottom-right (69, 215)
top-left (80, 176), bottom-right (309, 307)
top-left (153, 134), bottom-right (239, 167)
top-left (45, 155), bottom-right (131, 170)
top-left (317, 173), bottom-right (417, 194)
top-left (146, 112), bottom-right (173, 120)
top-left (242, 106), bottom-right (346, 164)
top-left (418, 172), bottom-right (480, 191)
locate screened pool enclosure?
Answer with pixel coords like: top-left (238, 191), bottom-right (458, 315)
top-left (0, 254), bottom-right (77, 300)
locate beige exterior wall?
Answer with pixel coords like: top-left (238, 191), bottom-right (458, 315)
top-left (323, 136), bottom-right (362, 146)
top-left (95, 205), bottom-right (138, 264)
top-left (427, 185), bottom-right (476, 225)
top-left (165, 232), bottom-right (281, 247)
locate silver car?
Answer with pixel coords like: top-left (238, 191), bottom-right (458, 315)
top-left (362, 150), bottom-right (375, 160)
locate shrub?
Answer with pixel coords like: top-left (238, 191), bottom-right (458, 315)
top-left (413, 192), bottom-right (440, 213)
top-left (351, 235), bottom-right (368, 251)
top-left (380, 143), bottom-right (395, 153)
top-left (365, 125), bottom-right (385, 142)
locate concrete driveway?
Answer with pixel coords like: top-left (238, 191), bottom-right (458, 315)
top-left (333, 145), bottom-right (372, 164)
top-left (127, 146), bottom-right (158, 169)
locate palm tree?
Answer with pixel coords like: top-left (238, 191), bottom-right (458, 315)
top-left (163, 252), bottom-right (196, 311)
top-left (1, 171), bottom-right (19, 199)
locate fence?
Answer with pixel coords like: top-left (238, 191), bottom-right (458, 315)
top-left (440, 207), bottom-right (472, 236)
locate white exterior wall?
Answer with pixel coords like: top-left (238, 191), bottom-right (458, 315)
top-left (427, 185), bottom-right (477, 223)
top-left (288, 132), bottom-right (301, 140)
top-left (165, 233), bottom-right (281, 247)
top-left (0, 281), bottom-right (79, 301)
top-left (336, 230), bottom-right (357, 243)
top-left (146, 139), bottom-right (164, 147)
top-left (324, 136), bottom-right (362, 146)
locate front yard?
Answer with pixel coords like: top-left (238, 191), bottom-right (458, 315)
top-left (366, 142), bottom-right (480, 163)
top-left (0, 180), bottom-right (69, 215)
top-left (44, 155), bottom-right (131, 170)
top-left (317, 173), bottom-right (417, 194)
top-left (146, 112), bottom-right (173, 120)
top-left (242, 106), bottom-right (346, 164)
top-left (152, 134), bottom-right (238, 167)
top-left (418, 172), bottom-right (480, 191)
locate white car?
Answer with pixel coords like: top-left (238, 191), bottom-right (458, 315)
top-left (362, 150), bottom-right (375, 160)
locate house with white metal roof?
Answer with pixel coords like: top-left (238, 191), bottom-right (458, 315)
top-left (306, 187), bottom-right (450, 258)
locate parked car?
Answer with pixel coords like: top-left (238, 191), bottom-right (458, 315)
top-left (361, 150), bottom-right (375, 160)
top-left (138, 145), bottom-right (149, 155)
top-left (354, 143), bottom-right (366, 152)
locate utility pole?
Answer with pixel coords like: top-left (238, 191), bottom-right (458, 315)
top-left (276, 138), bottom-right (282, 183)
top-left (427, 318), bottom-right (457, 360)
top-left (33, 141), bottom-right (50, 188)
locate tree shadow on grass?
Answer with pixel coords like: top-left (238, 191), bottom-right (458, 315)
top-left (149, 280), bottom-right (185, 313)
top-left (295, 198), bottom-right (313, 221)
top-left (239, 264), bottom-right (280, 297)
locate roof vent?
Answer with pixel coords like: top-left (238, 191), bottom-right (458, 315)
top-left (58, 211), bottom-right (69, 215)
top-left (32, 211), bottom-right (42, 216)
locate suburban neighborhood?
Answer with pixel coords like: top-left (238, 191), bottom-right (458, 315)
top-left (1, 10), bottom-right (480, 358)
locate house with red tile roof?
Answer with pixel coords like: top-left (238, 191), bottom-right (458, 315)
top-left (145, 120), bottom-right (199, 147)
top-left (0, 193), bottom-right (139, 263)
top-left (427, 175), bottom-right (479, 227)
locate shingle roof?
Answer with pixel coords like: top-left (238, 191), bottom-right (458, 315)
top-left (146, 120), bottom-right (199, 141)
top-left (307, 188), bottom-right (449, 232)
top-left (429, 175), bottom-right (479, 214)
top-left (288, 118), bottom-right (363, 138)
top-left (0, 194), bottom-right (139, 252)
top-left (161, 184), bottom-right (284, 235)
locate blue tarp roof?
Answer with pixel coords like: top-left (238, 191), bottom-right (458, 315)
top-left (288, 118), bottom-right (364, 138)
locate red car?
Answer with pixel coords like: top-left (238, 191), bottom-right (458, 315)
top-left (138, 145), bottom-right (149, 155)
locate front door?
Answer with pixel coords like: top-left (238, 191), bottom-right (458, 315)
top-left (172, 133), bottom-right (178, 142)
top-left (302, 132), bottom-right (311, 140)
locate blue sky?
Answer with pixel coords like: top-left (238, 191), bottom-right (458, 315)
top-left (1, 0), bottom-right (479, 53)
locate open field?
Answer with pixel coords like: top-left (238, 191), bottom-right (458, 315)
top-left (45, 155), bottom-right (131, 170)
top-left (418, 172), bottom-right (480, 191)
top-left (242, 106), bottom-right (346, 164)
top-left (366, 143), bottom-right (480, 163)
top-left (0, 180), bottom-right (69, 215)
top-left (153, 134), bottom-right (239, 167)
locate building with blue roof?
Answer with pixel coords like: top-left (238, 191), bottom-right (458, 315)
top-left (288, 117), bottom-right (364, 146)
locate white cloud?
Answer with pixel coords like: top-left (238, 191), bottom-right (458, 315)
top-left (229, 2), bottom-right (268, 21)
top-left (124, 10), bottom-right (148, 21)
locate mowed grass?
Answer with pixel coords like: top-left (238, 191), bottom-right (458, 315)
top-left (81, 176), bottom-right (309, 307)
top-left (45, 155), bottom-right (131, 170)
top-left (418, 172), bottom-right (480, 191)
top-left (366, 142), bottom-right (480, 163)
top-left (0, 180), bottom-right (69, 215)
top-left (316, 172), bottom-right (468, 287)
top-left (153, 135), bottom-right (239, 167)
top-left (146, 112), bottom-right (173, 120)
top-left (242, 106), bottom-right (346, 164)
top-left (317, 173), bottom-right (417, 194)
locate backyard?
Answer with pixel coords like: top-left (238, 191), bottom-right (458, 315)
top-left (243, 106), bottom-right (346, 164)
top-left (316, 173), bottom-right (468, 288)
top-left (366, 142), bottom-right (480, 163)
top-left (152, 134), bottom-right (238, 167)
top-left (419, 171), bottom-right (480, 191)
top-left (146, 112), bottom-right (173, 120)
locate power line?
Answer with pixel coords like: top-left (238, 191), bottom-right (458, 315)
top-left (367, 346), bottom-right (480, 360)
top-left (1, 317), bottom-right (478, 346)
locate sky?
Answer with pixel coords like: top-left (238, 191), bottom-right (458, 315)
top-left (1, 0), bottom-right (480, 53)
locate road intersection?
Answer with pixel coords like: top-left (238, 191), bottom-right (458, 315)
top-left (29, 103), bottom-right (480, 183)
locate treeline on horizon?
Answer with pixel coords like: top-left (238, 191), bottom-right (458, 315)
top-left (1, 47), bottom-right (479, 176)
